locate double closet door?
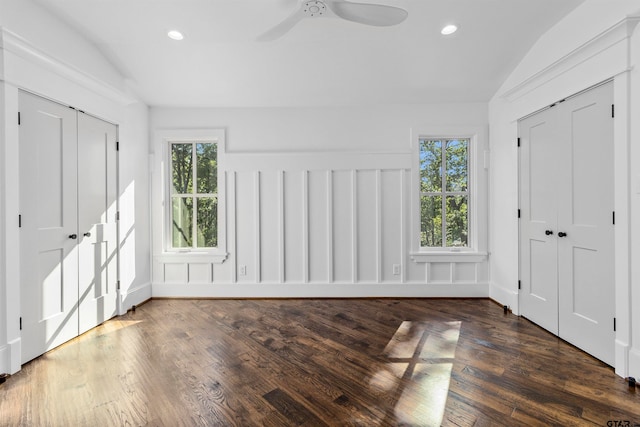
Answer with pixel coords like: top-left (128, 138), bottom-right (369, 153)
top-left (519, 81), bottom-right (614, 365)
top-left (19, 91), bottom-right (119, 364)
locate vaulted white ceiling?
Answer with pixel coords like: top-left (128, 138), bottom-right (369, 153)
top-left (32, 0), bottom-right (584, 107)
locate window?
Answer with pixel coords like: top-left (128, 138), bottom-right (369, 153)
top-left (419, 138), bottom-right (469, 248)
top-left (170, 141), bottom-right (218, 249)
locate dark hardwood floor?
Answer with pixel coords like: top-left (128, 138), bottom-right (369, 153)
top-left (1, 298), bottom-right (638, 426)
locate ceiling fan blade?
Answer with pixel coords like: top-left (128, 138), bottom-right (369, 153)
top-left (326, 0), bottom-right (407, 26)
top-left (257, 7), bottom-right (306, 41)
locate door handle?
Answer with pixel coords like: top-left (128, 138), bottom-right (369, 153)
top-left (558, 232), bottom-right (567, 238)
top-left (545, 230), bottom-right (554, 236)
top-left (68, 234), bottom-right (78, 239)
top-left (83, 232), bottom-right (91, 237)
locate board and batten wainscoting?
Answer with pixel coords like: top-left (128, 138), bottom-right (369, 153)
top-left (151, 145), bottom-right (488, 298)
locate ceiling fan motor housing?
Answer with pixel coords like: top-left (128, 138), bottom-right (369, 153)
top-left (304, 1), bottom-right (327, 17)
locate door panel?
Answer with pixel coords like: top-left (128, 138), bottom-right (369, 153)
top-left (77, 113), bottom-right (118, 335)
top-left (39, 249), bottom-right (65, 319)
top-left (20, 91), bottom-right (79, 364)
top-left (529, 240), bottom-right (556, 301)
top-left (528, 119), bottom-right (557, 223)
top-left (519, 110), bottom-right (559, 334)
top-left (571, 247), bottom-right (599, 316)
top-left (557, 82), bottom-right (614, 365)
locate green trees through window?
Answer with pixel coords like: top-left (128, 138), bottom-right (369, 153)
top-left (420, 138), bottom-right (469, 248)
top-left (171, 142), bottom-right (218, 248)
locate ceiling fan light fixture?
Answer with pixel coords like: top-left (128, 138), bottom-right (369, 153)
top-left (441, 24), bottom-right (458, 35)
top-left (167, 30), bottom-right (184, 41)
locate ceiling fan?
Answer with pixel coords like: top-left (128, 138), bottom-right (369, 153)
top-left (258, 0), bottom-right (408, 41)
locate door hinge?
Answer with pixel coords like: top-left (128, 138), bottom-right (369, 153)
top-left (517, 137), bottom-right (521, 147)
top-left (517, 209), bottom-right (521, 219)
top-left (117, 280), bottom-right (121, 291)
top-left (18, 112), bottom-right (21, 125)
top-left (614, 317), bottom-right (616, 332)
top-left (613, 211), bottom-right (615, 225)
top-left (611, 104), bottom-right (615, 118)
top-left (116, 141), bottom-right (119, 151)
top-left (19, 317), bottom-right (22, 330)
top-left (18, 214), bottom-right (21, 228)
top-left (518, 280), bottom-right (521, 290)
top-left (116, 211), bottom-right (120, 221)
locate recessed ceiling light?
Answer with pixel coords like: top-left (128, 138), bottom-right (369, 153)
top-left (167, 30), bottom-right (184, 41)
top-left (441, 25), bottom-right (458, 35)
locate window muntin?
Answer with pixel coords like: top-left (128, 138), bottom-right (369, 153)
top-left (420, 138), bottom-right (469, 248)
top-left (170, 141), bottom-right (218, 249)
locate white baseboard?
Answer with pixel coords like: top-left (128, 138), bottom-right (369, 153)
top-left (1, 338), bottom-right (22, 375)
top-left (9, 338), bottom-right (20, 374)
top-left (0, 344), bottom-right (7, 376)
top-left (151, 282), bottom-right (490, 299)
top-left (628, 347), bottom-right (640, 379)
top-left (119, 282), bottom-right (152, 314)
top-left (489, 281), bottom-right (519, 315)
top-left (615, 339), bottom-right (630, 378)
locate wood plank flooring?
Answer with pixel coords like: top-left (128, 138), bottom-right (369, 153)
top-left (1, 298), bottom-right (638, 426)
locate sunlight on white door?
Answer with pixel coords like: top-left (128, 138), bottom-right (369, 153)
top-left (40, 250), bottom-right (63, 320)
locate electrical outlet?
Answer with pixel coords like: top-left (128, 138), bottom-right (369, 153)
top-left (392, 264), bottom-right (401, 275)
top-left (239, 265), bottom-right (247, 276)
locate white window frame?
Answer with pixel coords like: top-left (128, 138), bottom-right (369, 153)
top-left (156, 129), bottom-right (227, 263)
top-left (168, 140), bottom-right (219, 250)
top-left (410, 126), bottom-right (487, 263)
top-left (419, 137), bottom-right (471, 249)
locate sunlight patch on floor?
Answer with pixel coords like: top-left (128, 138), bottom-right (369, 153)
top-left (97, 319), bottom-right (144, 334)
top-left (369, 362), bottom-right (409, 392)
top-left (374, 320), bottom-right (462, 426)
top-left (395, 362), bottom-right (453, 426)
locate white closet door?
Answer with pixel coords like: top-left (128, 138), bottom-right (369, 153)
top-left (20, 92), bottom-right (119, 363)
top-left (518, 107), bottom-right (560, 334)
top-left (77, 113), bottom-right (118, 335)
top-left (19, 91), bottom-right (79, 364)
top-left (557, 82), bottom-right (614, 365)
top-left (519, 81), bottom-right (615, 365)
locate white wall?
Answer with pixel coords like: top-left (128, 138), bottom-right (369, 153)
top-left (0, 0), bottom-right (150, 374)
top-left (119, 102), bottom-right (152, 309)
top-left (489, 0), bottom-right (640, 378)
top-left (630, 19), bottom-right (640, 382)
top-left (150, 105), bottom-right (489, 297)
top-left (0, 80), bottom-right (7, 374)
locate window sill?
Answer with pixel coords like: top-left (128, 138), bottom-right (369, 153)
top-left (155, 251), bottom-right (228, 264)
top-left (410, 251), bottom-right (488, 263)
